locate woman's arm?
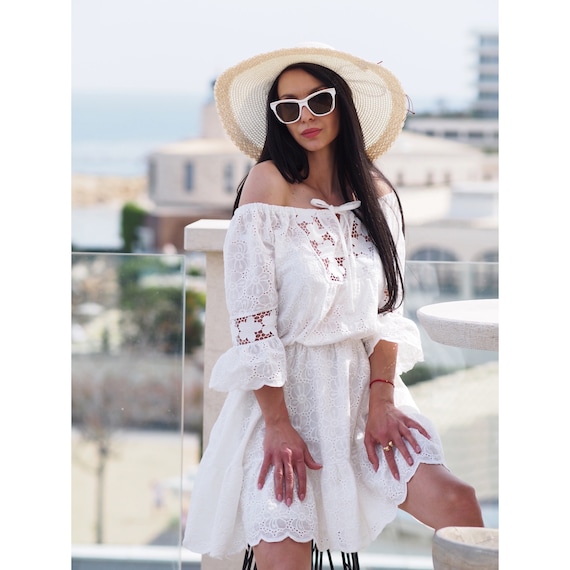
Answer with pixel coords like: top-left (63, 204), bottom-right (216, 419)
top-left (255, 386), bottom-right (322, 506)
top-left (238, 163), bottom-right (321, 504)
top-left (364, 340), bottom-right (431, 480)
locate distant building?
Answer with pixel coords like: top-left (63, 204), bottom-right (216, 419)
top-left (404, 117), bottom-right (498, 152)
top-left (471, 31), bottom-right (499, 118)
top-left (145, 94), bottom-right (497, 255)
top-left (404, 30), bottom-right (499, 152)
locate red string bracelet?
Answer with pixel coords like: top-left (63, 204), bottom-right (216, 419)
top-left (369, 378), bottom-right (394, 389)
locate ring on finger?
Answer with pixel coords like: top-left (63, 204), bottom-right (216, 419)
top-left (382, 441), bottom-right (394, 452)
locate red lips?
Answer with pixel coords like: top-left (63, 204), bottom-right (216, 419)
top-left (301, 128), bottom-right (321, 138)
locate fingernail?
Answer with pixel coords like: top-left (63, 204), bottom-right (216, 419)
top-left (277, 494), bottom-right (282, 502)
top-left (286, 498), bottom-right (292, 507)
top-left (299, 494), bottom-right (305, 501)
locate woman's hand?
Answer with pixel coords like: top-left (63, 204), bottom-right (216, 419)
top-left (258, 419), bottom-right (322, 506)
top-left (364, 397), bottom-right (430, 480)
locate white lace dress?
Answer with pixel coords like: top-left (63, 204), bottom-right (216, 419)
top-left (183, 193), bottom-right (445, 558)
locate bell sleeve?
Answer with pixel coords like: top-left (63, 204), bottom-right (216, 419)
top-left (209, 204), bottom-right (288, 392)
top-left (363, 192), bottom-right (424, 375)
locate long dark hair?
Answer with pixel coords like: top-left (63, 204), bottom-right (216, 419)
top-left (233, 62), bottom-right (405, 312)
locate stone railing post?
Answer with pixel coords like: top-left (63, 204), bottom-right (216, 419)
top-left (184, 219), bottom-right (244, 570)
top-left (432, 526), bottom-right (498, 569)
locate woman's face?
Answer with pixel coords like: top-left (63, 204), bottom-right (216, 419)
top-left (275, 68), bottom-right (340, 154)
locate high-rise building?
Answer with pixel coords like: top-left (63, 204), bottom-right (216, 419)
top-left (471, 31), bottom-right (499, 118)
top-left (405, 30), bottom-right (499, 150)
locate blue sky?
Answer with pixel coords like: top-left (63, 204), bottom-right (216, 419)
top-left (72, 0), bottom-right (498, 109)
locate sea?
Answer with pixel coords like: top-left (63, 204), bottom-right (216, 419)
top-left (72, 91), bottom-right (208, 249)
top-left (72, 91), bottom-right (205, 177)
top-left (72, 91), bottom-right (468, 177)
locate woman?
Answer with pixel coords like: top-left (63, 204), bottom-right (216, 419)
top-left (183, 44), bottom-right (484, 569)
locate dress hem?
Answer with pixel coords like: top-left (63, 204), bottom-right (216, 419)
top-left (183, 457), bottom-right (446, 559)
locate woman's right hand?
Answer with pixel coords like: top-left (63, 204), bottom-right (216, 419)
top-left (257, 419), bottom-right (322, 506)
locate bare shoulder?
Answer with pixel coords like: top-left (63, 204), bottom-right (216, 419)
top-left (238, 161), bottom-right (290, 207)
top-left (371, 172), bottom-right (394, 198)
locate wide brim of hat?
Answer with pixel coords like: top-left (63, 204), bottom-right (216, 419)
top-left (214, 45), bottom-right (408, 161)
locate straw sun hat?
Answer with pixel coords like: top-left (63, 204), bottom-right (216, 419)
top-left (214, 42), bottom-right (409, 161)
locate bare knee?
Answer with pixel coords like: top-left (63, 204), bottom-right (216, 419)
top-left (437, 479), bottom-right (484, 529)
top-left (402, 465), bottom-right (484, 530)
top-left (443, 479), bottom-right (477, 506)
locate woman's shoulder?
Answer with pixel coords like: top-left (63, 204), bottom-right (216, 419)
top-left (371, 171), bottom-right (394, 198)
top-left (238, 161), bottom-right (290, 207)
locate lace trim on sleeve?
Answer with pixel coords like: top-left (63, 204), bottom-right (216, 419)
top-left (209, 204), bottom-right (287, 392)
top-left (233, 310), bottom-right (275, 345)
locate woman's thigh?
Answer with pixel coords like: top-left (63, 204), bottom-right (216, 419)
top-left (253, 538), bottom-right (312, 570)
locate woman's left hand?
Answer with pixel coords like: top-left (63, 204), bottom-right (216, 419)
top-left (363, 399), bottom-right (430, 480)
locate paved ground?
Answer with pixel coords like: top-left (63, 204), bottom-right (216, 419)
top-left (72, 429), bottom-right (200, 545)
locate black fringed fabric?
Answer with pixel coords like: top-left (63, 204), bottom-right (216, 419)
top-left (242, 543), bottom-right (360, 569)
top-left (242, 545), bottom-right (257, 570)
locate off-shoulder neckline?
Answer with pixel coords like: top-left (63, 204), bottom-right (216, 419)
top-left (234, 192), bottom-right (395, 214)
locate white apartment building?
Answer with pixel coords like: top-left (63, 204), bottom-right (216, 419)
top-left (471, 31), bottom-right (499, 119)
top-left (404, 30), bottom-right (498, 153)
top-left (404, 117), bottom-right (498, 152)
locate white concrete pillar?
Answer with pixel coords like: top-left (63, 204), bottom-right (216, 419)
top-left (184, 219), bottom-right (244, 570)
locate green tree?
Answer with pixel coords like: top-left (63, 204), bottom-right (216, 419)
top-left (120, 202), bottom-right (147, 253)
top-left (117, 257), bottom-right (205, 355)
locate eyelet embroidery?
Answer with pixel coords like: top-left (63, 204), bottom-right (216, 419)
top-left (350, 219), bottom-right (375, 257)
top-left (234, 310), bottom-right (275, 345)
top-left (297, 214), bottom-right (374, 282)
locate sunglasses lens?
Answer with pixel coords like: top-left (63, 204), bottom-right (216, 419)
top-left (275, 102), bottom-right (301, 123)
top-left (272, 89), bottom-right (335, 123)
top-left (308, 91), bottom-right (334, 115)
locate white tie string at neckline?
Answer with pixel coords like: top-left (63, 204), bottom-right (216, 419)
top-left (310, 198), bottom-right (361, 213)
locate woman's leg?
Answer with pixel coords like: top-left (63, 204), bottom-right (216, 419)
top-left (253, 538), bottom-right (312, 570)
top-left (399, 463), bottom-right (485, 530)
